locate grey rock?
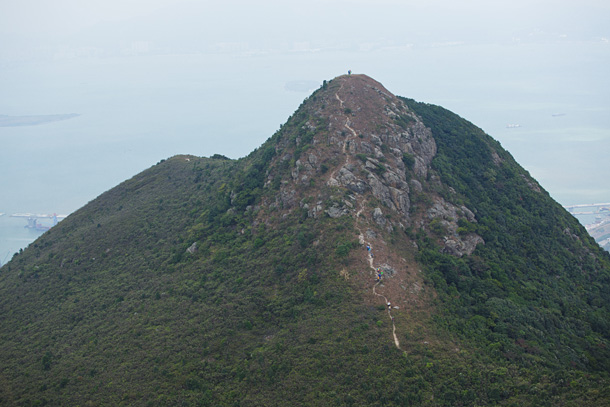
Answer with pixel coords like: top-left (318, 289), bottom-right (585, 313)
top-left (443, 234), bottom-right (484, 257)
top-left (308, 204), bottom-right (324, 218)
top-left (460, 205), bottom-right (476, 222)
top-left (279, 188), bottom-right (296, 208)
top-left (364, 160), bottom-right (378, 171)
top-left (338, 167), bottom-right (356, 184)
top-left (326, 206), bottom-right (348, 218)
top-left (379, 264), bottom-right (396, 276)
top-left (373, 207), bottom-right (386, 226)
top-left (308, 153), bottom-right (318, 166)
top-left (426, 198), bottom-right (485, 257)
top-left (382, 170), bottom-right (403, 188)
top-left (389, 187), bottom-right (410, 213)
top-left (337, 166), bottom-right (368, 194)
top-left (360, 141), bottom-right (374, 154)
top-left (347, 181), bottom-right (368, 194)
top-left (368, 174), bottom-right (396, 210)
top-left (186, 242), bottom-right (197, 254)
top-left (410, 179), bottom-right (423, 193)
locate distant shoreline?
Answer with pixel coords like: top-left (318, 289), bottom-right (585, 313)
top-left (0, 113), bottom-right (80, 127)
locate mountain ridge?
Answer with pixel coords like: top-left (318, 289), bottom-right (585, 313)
top-left (1, 73), bottom-right (609, 406)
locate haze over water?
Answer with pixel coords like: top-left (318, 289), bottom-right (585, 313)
top-left (1, 0), bottom-right (609, 260)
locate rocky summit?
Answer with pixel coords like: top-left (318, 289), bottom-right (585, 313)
top-left (1, 74), bottom-right (609, 406)
top-left (275, 74), bottom-right (482, 257)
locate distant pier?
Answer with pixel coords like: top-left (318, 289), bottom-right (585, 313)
top-left (10, 213), bottom-right (68, 231)
top-left (563, 203), bottom-right (610, 215)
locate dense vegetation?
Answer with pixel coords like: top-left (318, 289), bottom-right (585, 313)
top-left (0, 79), bottom-right (609, 406)
top-left (402, 96), bottom-right (610, 399)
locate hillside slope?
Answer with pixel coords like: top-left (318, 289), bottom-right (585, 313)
top-left (1, 74), bottom-right (609, 406)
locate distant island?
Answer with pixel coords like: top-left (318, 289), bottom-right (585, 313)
top-left (0, 113), bottom-right (80, 127)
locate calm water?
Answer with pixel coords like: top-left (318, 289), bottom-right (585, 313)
top-left (1, 42), bottom-right (609, 258)
top-left (0, 216), bottom-right (46, 266)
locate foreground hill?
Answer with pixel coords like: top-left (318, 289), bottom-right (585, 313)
top-left (1, 74), bottom-right (609, 406)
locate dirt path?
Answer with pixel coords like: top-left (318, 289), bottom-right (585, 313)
top-left (356, 204), bottom-right (405, 352)
top-left (335, 93), bottom-right (359, 142)
top-left (335, 91), bottom-right (358, 160)
top-left (328, 83), bottom-right (359, 188)
top-left (327, 92), bottom-right (351, 185)
top-left (332, 80), bottom-right (406, 353)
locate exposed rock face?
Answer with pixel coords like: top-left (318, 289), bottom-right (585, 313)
top-left (373, 207), bottom-right (386, 226)
top-left (336, 165), bottom-right (368, 194)
top-left (272, 74), bottom-right (483, 256)
top-left (325, 206), bottom-right (348, 218)
top-left (323, 78), bottom-right (438, 231)
top-left (427, 197), bottom-right (484, 256)
top-left (279, 187), bottom-right (296, 208)
top-left (443, 235), bottom-right (485, 257)
top-left (378, 263), bottom-right (396, 277)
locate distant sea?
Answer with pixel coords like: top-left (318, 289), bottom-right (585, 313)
top-left (1, 41), bottom-right (608, 258)
top-left (0, 216), bottom-right (47, 266)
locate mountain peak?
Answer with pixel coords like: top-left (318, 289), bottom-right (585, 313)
top-left (321, 73), bottom-right (408, 138)
top-left (266, 72), bottom-right (478, 259)
top-left (2, 74), bottom-right (610, 405)
top-left (251, 73), bottom-right (486, 331)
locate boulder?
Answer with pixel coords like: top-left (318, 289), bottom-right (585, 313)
top-left (373, 207), bottom-right (386, 226)
top-left (186, 242), bottom-right (197, 254)
top-left (326, 206), bottom-right (348, 218)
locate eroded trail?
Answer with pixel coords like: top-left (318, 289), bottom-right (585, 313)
top-left (356, 203), bottom-right (405, 352)
top-left (335, 91), bottom-right (359, 159)
top-left (328, 85), bottom-right (360, 187)
top-left (332, 82), bottom-right (406, 353)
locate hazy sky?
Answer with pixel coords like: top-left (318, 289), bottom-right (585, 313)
top-left (2, 0), bottom-right (608, 55)
top-left (1, 0), bottom-right (609, 221)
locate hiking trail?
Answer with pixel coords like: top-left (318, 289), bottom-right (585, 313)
top-left (330, 78), bottom-right (406, 353)
top-left (357, 203), bottom-right (404, 352)
top-left (353, 160), bottom-right (405, 351)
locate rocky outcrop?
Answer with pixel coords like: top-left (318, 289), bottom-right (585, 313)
top-left (378, 263), bottom-right (396, 277)
top-left (325, 205), bottom-right (349, 218)
top-left (268, 74), bottom-right (483, 257)
top-left (336, 165), bottom-right (368, 194)
top-left (373, 207), bottom-right (386, 226)
top-left (186, 242), bottom-right (197, 254)
top-left (442, 234), bottom-right (485, 257)
top-left (427, 197), bottom-right (484, 257)
top-left (279, 186), bottom-right (296, 208)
